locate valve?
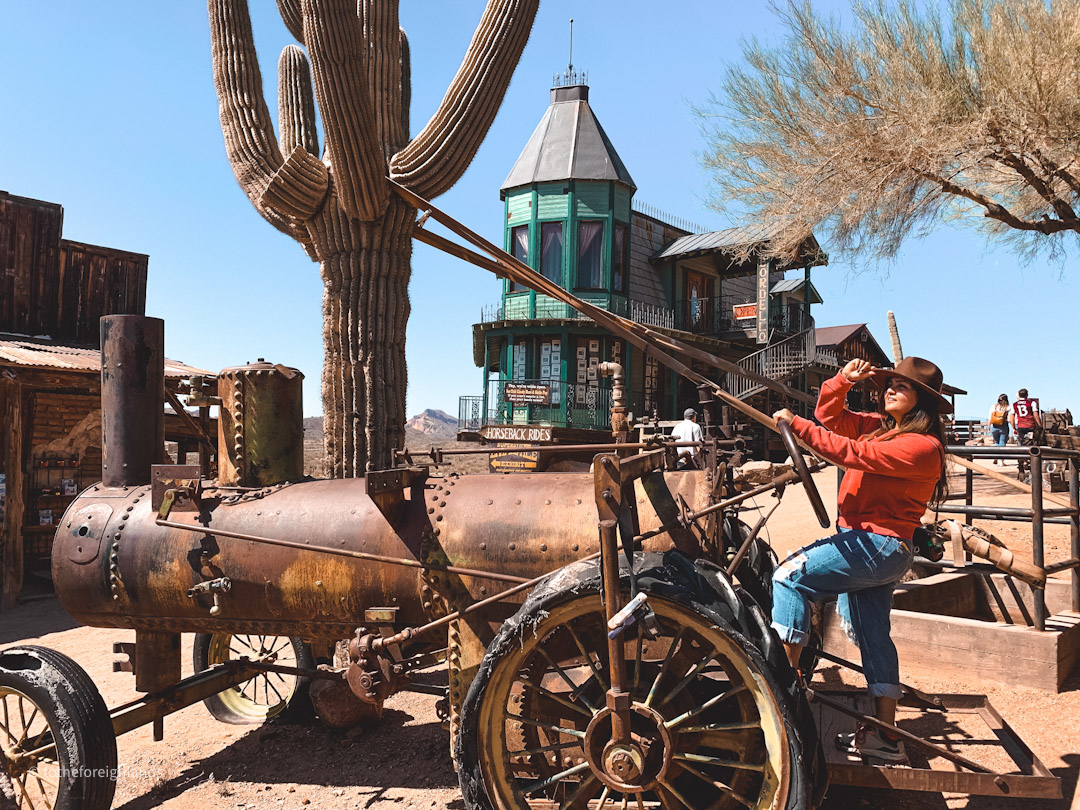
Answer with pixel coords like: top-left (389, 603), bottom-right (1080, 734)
top-left (187, 577), bottom-right (231, 616)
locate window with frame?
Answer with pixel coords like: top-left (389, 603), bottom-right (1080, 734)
top-left (576, 221), bottom-right (604, 289)
top-left (612, 222), bottom-right (628, 293)
top-left (509, 225), bottom-right (529, 292)
top-left (540, 222), bottom-right (564, 285)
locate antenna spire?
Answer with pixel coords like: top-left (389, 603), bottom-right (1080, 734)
top-left (552, 19), bottom-right (588, 89)
top-left (568, 18), bottom-right (573, 72)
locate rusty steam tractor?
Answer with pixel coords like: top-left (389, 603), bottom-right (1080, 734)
top-left (0, 189), bottom-right (1061, 810)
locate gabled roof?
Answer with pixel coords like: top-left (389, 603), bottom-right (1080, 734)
top-left (0, 334), bottom-right (209, 378)
top-left (502, 85), bottom-right (636, 192)
top-left (814, 324), bottom-right (869, 348)
top-left (770, 278), bottom-right (823, 304)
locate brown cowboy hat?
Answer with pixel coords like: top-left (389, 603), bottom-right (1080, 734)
top-left (870, 356), bottom-right (953, 414)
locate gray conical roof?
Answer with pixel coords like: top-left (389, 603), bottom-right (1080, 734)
top-left (501, 85), bottom-right (636, 192)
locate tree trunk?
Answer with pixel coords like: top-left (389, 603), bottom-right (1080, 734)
top-left (313, 196), bottom-right (414, 476)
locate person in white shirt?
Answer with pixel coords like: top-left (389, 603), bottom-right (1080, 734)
top-left (670, 408), bottom-right (703, 468)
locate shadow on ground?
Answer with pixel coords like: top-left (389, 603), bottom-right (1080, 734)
top-left (115, 710), bottom-right (459, 810)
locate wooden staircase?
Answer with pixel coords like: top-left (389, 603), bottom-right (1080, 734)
top-left (727, 325), bottom-right (839, 401)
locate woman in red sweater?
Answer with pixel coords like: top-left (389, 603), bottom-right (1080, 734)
top-left (771, 356), bottom-right (950, 763)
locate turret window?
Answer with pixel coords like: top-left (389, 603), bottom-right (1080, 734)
top-left (509, 225), bottom-right (529, 292)
top-left (613, 223), bottom-right (628, 294)
top-left (540, 222), bottom-right (563, 284)
top-left (577, 221), bottom-right (604, 289)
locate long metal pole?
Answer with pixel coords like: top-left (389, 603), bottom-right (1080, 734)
top-left (1031, 448), bottom-right (1046, 630)
top-left (1072, 457), bottom-right (1080, 612)
top-left (599, 519), bottom-right (631, 744)
top-left (155, 517), bottom-right (530, 585)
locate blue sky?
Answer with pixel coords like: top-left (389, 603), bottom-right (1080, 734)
top-left (1, 1), bottom-right (1075, 421)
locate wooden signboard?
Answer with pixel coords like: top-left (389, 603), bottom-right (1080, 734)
top-left (480, 425), bottom-right (553, 443)
top-left (489, 443), bottom-right (540, 473)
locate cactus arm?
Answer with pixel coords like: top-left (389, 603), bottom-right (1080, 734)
top-left (208, 0), bottom-right (303, 239)
top-left (302, 0), bottom-right (390, 221)
top-left (389, 0), bottom-right (539, 199)
top-left (359, 0), bottom-right (406, 155)
top-left (261, 146), bottom-right (330, 219)
top-left (278, 45), bottom-right (320, 158)
top-left (399, 26), bottom-right (410, 139)
top-left (277, 0), bottom-right (304, 42)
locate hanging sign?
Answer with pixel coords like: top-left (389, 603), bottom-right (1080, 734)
top-left (733, 303), bottom-right (756, 320)
top-left (480, 425), bottom-right (553, 443)
top-left (504, 382), bottom-right (551, 405)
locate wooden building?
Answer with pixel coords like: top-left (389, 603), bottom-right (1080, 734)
top-left (458, 79), bottom-right (836, 459)
top-left (0, 191), bottom-right (212, 606)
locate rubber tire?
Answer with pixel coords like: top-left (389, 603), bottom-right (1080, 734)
top-left (457, 550), bottom-right (828, 810)
top-left (192, 634), bottom-right (315, 725)
top-left (0, 645), bottom-right (117, 810)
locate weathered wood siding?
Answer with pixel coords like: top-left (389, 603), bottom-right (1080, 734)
top-left (57, 240), bottom-right (148, 345)
top-left (0, 193), bottom-right (63, 338)
top-left (0, 192), bottom-right (147, 345)
top-left (629, 211), bottom-right (680, 308)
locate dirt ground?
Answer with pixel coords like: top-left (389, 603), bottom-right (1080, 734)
top-left (6, 459), bottom-right (1079, 809)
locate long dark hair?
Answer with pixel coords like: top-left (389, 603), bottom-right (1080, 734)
top-left (865, 388), bottom-right (949, 507)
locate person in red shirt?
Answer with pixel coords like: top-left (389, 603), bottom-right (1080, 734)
top-left (1010, 388), bottom-right (1042, 447)
top-left (771, 356), bottom-right (950, 763)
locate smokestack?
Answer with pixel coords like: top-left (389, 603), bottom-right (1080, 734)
top-left (100, 316), bottom-right (164, 488)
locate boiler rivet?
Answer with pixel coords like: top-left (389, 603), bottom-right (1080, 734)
top-left (480, 543), bottom-right (487, 550)
top-left (508, 543), bottom-right (516, 551)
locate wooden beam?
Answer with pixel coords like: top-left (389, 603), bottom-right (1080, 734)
top-left (1, 380), bottom-right (25, 608)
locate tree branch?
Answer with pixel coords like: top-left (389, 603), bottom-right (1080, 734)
top-left (914, 167), bottom-right (1080, 234)
top-left (389, 0), bottom-right (538, 199)
top-left (302, 0), bottom-right (390, 221)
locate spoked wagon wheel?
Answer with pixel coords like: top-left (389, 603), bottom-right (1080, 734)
top-left (0, 645), bottom-right (117, 810)
top-left (458, 554), bottom-right (825, 810)
top-left (193, 633), bottom-right (314, 724)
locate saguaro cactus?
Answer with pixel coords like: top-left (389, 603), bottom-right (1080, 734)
top-left (208, 0), bottom-right (538, 475)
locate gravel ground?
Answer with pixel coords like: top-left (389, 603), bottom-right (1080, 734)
top-left (5, 460), bottom-right (1078, 809)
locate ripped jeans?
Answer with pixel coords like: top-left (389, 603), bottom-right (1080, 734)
top-left (771, 530), bottom-right (913, 699)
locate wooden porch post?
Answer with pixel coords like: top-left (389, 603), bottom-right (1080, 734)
top-left (1, 380), bottom-right (26, 608)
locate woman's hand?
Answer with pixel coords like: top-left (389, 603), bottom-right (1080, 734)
top-left (773, 408), bottom-right (796, 424)
top-left (841, 359), bottom-right (874, 383)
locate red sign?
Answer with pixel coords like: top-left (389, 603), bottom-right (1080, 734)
top-left (733, 303), bottom-right (756, 320)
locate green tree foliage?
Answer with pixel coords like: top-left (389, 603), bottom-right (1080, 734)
top-left (701, 0), bottom-right (1080, 262)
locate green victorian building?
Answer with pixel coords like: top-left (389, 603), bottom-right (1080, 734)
top-left (458, 77), bottom-right (837, 454)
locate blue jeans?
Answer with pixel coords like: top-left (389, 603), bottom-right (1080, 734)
top-left (771, 530), bottom-right (913, 699)
top-left (991, 424), bottom-right (1009, 446)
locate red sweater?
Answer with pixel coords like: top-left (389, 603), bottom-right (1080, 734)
top-left (789, 373), bottom-right (943, 541)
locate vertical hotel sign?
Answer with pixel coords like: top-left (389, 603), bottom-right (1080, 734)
top-left (756, 257), bottom-right (770, 344)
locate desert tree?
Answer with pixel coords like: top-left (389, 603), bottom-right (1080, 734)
top-left (701, 0), bottom-right (1080, 263)
top-left (208, 0), bottom-right (538, 475)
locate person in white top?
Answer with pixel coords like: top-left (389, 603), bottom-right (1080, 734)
top-left (670, 408), bottom-right (703, 468)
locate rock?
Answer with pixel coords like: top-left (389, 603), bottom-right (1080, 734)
top-left (733, 460), bottom-right (793, 488)
top-left (309, 677), bottom-right (384, 729)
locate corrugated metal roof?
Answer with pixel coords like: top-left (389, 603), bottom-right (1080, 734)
top-left (814, 324), bottom-right (867, 347)
top-left (653, 221), bottom-right (786, 260)
top-left (502, 85), bottom-right (636, 191)
top-left (770, 278), bottom-right (823, 304)
top-left (654, 222), bottom-right (827, 269)
top-left (0, 335), bottom-right (210, 378)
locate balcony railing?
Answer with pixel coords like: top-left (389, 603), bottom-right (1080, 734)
top-left (672, 297), bottom-right (814, 337)
top-left (458, 378), bottom-right (614, 433)
top-left (481, 296), bottom-right (628, 323)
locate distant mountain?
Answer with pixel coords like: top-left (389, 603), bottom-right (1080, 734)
top-left (405, 409), bottom-right (457, 439)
